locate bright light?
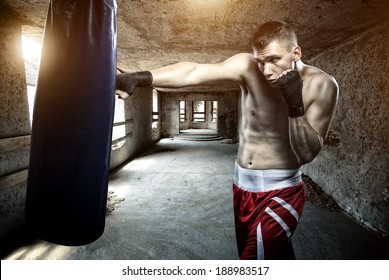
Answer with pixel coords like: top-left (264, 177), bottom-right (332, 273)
top-left (21, 35), bottom-right (41, 61)
top-left (26, 85), bottom-right (36, 125)
top-left (22, 35), bottom-right (42, 127)
top-left (112, 97), bottom-right (126, 149)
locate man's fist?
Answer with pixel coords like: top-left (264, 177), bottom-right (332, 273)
top-left (277, 70), bottom-right (304, 118)
top-left (116, 71), bottom-right (153, 99)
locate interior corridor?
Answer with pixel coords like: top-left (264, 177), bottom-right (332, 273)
top-left (1, 138), bottom-right (388, 260)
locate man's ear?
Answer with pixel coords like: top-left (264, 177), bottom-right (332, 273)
top-left (293, 46), bottom-right (302, 61)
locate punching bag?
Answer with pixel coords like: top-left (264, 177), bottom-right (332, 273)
top-left (26, 0), bottom-right (117, 245)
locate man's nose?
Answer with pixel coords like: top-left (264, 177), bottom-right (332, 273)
top-left (263, 65), bottom-right (273, 78)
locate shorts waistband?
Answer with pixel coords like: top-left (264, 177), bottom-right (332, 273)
top-left (233, 161), bottom-right (302, 192)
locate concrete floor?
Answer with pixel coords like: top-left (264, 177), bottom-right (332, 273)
top-left (2, 137), bottom-right (389, 260)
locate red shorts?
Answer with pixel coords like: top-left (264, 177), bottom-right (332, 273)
top-left (233, 163), bottom-right (306, 260)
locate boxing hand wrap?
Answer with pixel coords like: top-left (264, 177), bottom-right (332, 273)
top-left (277, 70), bottom-right (305, 118)
top-left (116, 71), bottom-right (153, 97)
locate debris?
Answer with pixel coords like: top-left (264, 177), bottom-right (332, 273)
top-left (106, 191), bottom-right (125, 216)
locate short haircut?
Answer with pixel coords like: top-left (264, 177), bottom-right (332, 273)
top-left (251, 21), bottom-right (298, 51)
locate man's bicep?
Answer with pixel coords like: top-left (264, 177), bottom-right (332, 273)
top-left (201, 54), bottom-right (253, 84)
top-left (305, 78), bottom-right (339, 139)
top-left (151, 61), bottom-right (240, 88)
top-left (190, 53), bottom-right (255, 86)
top-left (190, 62), bottom-right (243, 84)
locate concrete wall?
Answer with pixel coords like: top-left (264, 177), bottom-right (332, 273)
top-left (0, 11), bottom-right (31, 239)
top-left (303, 22), bottom-right (389, 235)
top-left (160, 89), bottom-right (240, 139)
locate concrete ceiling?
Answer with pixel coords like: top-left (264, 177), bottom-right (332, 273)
top-left (2, 0), bottom-right (389, 72)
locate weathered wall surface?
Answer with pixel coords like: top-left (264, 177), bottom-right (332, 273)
top-left (0, 11), bottom-right (31, 239)
top-left (159, 89), bottom-right (240, 139)
top-left (303, 22), bottom-right (389, 235)
top-left (110, 88), bottom-right (154, 170)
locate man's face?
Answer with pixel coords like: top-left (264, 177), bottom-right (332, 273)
top-left (252, 40), bottom-right (295, 87)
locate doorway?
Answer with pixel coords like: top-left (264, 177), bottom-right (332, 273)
top-left (179, 100), bottom-right (218, 136)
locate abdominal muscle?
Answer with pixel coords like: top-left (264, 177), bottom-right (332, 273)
top-left (236, 91), bottom-right (301, 170)
top-left (236, 132), bottom-right (300, 170)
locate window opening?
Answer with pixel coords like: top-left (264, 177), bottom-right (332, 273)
top-left (192, 100), bottom-right (205, 122)
top-left (22, 34), bottom-right (42, 126)
top-left (211, 101), bottom-right (218, 122)
top-left (111, 97), bottom-right (127, 149)
top-left (152, 90), bottom-right (159, 128)
top-left (180, 101), bottom-right (186, 123)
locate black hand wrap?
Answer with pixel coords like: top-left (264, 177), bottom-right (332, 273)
top-left (116, 71), bottom-right (153, 96)
top-left (277, 70), bottom-right (305, 118)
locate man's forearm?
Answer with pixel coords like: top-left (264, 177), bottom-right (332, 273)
top-left (289, 115), bottom-right (323, 165)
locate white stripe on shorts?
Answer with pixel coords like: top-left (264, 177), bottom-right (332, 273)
top-left (257, 223), bottom-right (265, 260)
top-left (265, 207), bottom-right (292, 239)
top-left (271, 196), bottom-right (300, 221)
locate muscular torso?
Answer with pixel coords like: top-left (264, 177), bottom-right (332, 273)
top-left (236, 56), bottom-right (323, 170)
top-left (237, 83), bottom-right (301, 170)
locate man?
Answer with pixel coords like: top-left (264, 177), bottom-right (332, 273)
top-left (116, 21), bottom-right (339, 260)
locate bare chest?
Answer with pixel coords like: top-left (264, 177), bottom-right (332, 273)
top-left (240, 88), bottom-right (289, 132)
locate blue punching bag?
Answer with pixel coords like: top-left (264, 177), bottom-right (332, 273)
top-left (26, 0), bottom-right (117, 245)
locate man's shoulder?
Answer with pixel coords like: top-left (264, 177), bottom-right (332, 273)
top-left (222, 53), bottom-right (259, 75)
top-left (232, 52), bottom-right (254, 59)
top-left (302, 64), bottom-right (339, 107)
top-left (225, 53), bottom-right (255, 64)
top-left (303, 64), bottom-right (338, 89)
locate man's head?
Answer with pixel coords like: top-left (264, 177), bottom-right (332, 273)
top-left (251, 21), bottom-right (298, 52)
top-left (251, 21), bottom-right (302, 86)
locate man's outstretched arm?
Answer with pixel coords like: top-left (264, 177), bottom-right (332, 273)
top-left (115, 53), bottom-right (254, 99)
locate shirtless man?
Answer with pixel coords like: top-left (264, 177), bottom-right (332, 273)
top-left (116, 21), bottom-right (339, 260)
